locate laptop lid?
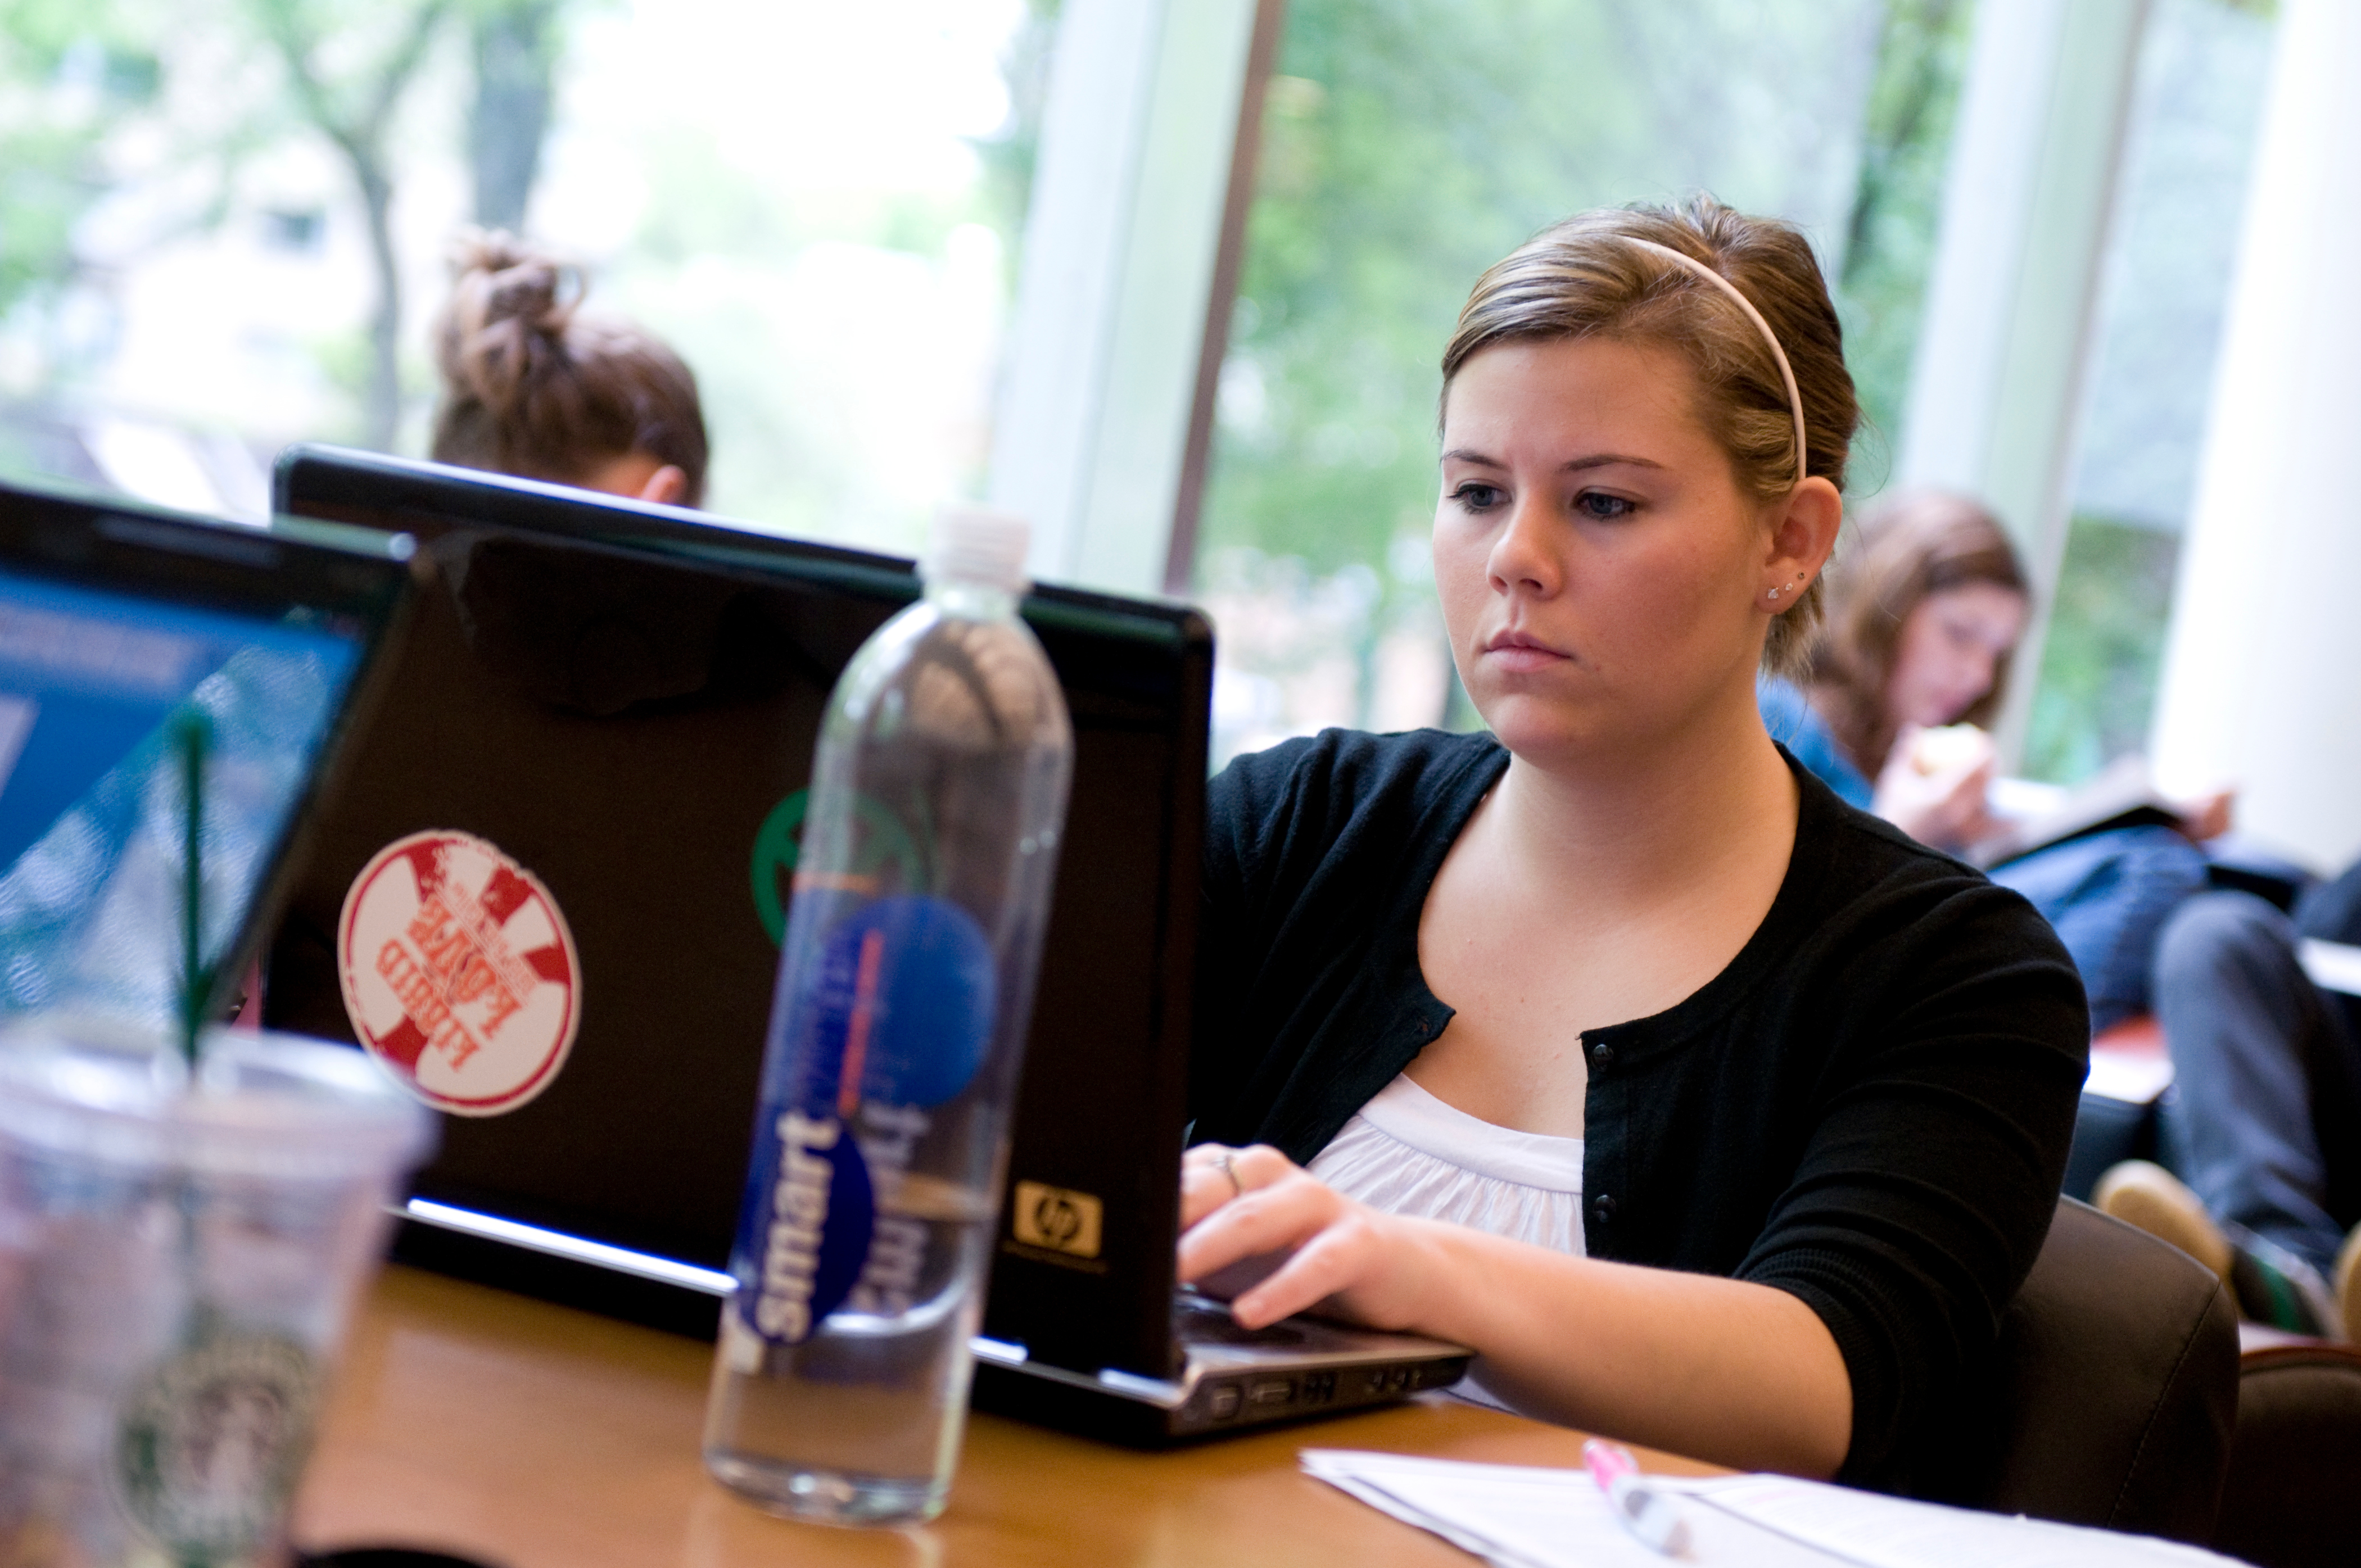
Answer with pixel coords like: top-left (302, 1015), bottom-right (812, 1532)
top-left (0, 475), bottom-right (415, 1037)
top-left (261, 445), bottom-right (1211, 1380)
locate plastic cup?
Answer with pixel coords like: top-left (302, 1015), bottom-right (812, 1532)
top-left (0, 1024), bottom-right (435, 1567)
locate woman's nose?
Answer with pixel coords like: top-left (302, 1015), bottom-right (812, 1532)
top-left (1964, 646), bottom-right (1999, 702)
top-left (1487, 493), bottom-right (1561, 595)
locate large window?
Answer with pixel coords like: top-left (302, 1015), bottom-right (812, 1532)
top-left (2025, 0), bottom-right (2276, 784)
top-left (1192, 0), bottom-right (1976, 766)
top-left (0, 0), bottom-right (1051, 556)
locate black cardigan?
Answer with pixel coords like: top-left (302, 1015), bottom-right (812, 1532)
top-left (1187, 728), bottom-right (2088, 1490)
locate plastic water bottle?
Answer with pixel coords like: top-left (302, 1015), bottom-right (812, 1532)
top-left (702, 504), bottom-right (1073, 1525)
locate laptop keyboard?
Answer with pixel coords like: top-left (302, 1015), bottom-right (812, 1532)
top-left (1173, 1291), bottom-right (1309, 1348)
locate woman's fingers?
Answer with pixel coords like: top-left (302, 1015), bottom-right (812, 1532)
top-left (1177, 1160), bottom-right (1332, 1281)
top-left (1178, 1142), bottom-right (1291, 1229)
top-left (1229, 1204), bottom-right (1390, 1329)
top-left (1179, 1143), bottom-right (1245, 1229)
top-left (1173, 1152), bottom-right (1428, 1333)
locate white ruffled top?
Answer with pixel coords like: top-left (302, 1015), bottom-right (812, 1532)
top-left (1305, 1072), bottom-right (1586, 1411)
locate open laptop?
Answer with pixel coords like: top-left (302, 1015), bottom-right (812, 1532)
top-left (261, 445), bottom-right (1467, 1442)
top-left (0, 474), bottom-right (416, 1037)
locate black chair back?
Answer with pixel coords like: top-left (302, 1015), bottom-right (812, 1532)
top-left (1921, 1197), bottom-right (2238, 1542)
top-left (2214, 1339), bottom-right (2361, 1568)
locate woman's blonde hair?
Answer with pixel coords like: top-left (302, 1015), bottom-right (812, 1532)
top-left (1809, 490), bottom-right (2028, 776)
top-left (429, 230), bottom-right (709, 504)
top-left (1441, 197), bottom-right (1858, 677)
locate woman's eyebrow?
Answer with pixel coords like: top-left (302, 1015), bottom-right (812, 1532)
top-left (1563, 452), bottom-right (1666, 473)
top-left (1438, 449), bottom-right (1667, 471)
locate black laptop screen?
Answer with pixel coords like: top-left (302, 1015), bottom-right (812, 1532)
top-left (0, 564), bottom-right (368, 1026)
top-left (265, 446), bottom-right (1213, 1377)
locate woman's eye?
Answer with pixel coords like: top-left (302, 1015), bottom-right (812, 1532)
top-left (1573, 491), bottom-right (1636, 520)
top-left (1450, 482), bottom-right (1504, 511)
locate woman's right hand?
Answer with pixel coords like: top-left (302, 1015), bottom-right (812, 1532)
top-left (1179, 1143), bottom-right (1439, 1333)
top-left (1872, 723), bottom-right (1998, 851)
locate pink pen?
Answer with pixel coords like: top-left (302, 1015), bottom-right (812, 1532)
top-left (1583, 1439), bottom-right (1691, 1557)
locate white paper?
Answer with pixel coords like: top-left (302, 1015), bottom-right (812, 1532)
top-left (2085, 1043), bottom-right (2175, 1104)
top-left (1661, 1473), bottom-right (2247, 1568)
top-left (1299, 1451), bottom-right (2251, 1568)
top-left (2299, 938), bottom-right (2361, 999)
top-left (1299, 1450), bottom-right (1835, 1567)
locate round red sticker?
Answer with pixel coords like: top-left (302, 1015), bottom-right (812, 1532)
top-left (337, 830), bottom-right (581, 1117)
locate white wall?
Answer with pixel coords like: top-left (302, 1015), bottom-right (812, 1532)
top-left (2150, 0), bottom-right (2361, 873)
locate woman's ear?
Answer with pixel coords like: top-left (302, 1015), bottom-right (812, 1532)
top-left (637, 464), bottom-right (690, 507)
top-left (1760, 477), bottom-right (1842, 601)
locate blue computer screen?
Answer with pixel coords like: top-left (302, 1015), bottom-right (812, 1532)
top-left (0, 566), bottom-right (364, 1027)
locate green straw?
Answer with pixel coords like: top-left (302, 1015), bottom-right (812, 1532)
top-left (175, 710), bottom-right (210, 1070)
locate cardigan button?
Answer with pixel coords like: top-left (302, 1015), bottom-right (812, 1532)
top-left (1589, 1041), bottom-right (1614, 1069)
top-left (1591, 1193), bottom-right (1616, 1225)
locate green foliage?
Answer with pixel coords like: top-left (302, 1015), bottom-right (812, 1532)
top-left (1202, 0), bottom-right (1628, 583)
top-left (1834, 0), bottom-right (1975, 481)
top-left (971, 0), bottom-right (1059, 282)
top-left (1198, 0), bottom-right (1969, 600)
top-left (0, 0), bottom-right (162, 324)
top-left (2024, 515), bottom-right (2182, 785)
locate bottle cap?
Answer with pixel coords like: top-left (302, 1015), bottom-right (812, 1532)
top-left (921, 504), bottom-right (1031, 595)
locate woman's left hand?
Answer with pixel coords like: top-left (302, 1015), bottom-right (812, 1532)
top-left (1179, 1143), bottom-right (1438, 1331)
top-left (1872, 723), bottom-right (2000, 851)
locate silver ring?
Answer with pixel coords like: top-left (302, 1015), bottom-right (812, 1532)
top-left (1214, 1152), bottom-right (1243, 1198)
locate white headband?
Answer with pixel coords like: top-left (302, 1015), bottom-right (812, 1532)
top-left (1619, 236), bottom-right (1807, 488)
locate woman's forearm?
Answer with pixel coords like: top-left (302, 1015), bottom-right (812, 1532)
top-left (1181, 1146), bottom-right (1854, 1478)
top-left (1385, 1217), bottom-right (1853, 1478)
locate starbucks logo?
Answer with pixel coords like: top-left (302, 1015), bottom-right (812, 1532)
top-left (115, 1331), bottom-right (321, 1560)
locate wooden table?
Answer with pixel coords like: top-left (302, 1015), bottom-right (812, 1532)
top-left (293, 1267), bottom-right (1718, 1567)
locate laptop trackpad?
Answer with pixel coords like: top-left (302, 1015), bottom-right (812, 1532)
top-left (1188, 1248), bottom-right (1290, 1304)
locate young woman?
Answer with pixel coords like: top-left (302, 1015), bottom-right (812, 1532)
top-left (428, 231), bottom-right (709, 507)
top-left (1178, 200), bottom-right (2087, 1491)
top-left (1761, 492), bottom-right (2027, 848)
top-left (1763, 494), bottom-right (2214, 1031)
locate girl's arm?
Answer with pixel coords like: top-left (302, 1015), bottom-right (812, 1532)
top-left (1180, 1145), bottom-right (1852, 1478)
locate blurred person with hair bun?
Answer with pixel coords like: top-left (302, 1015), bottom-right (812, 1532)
top-left (429, 230), bottom-right (709, 507)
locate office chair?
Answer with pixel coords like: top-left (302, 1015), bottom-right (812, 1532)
top-left (2212, 1337), bottom-right (2361, 1568)
top-left (1923, 1196), bottom-right (2240, 1543)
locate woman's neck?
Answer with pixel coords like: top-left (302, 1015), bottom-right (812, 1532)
top-left (1487, 684), bottom-right (1801, 911)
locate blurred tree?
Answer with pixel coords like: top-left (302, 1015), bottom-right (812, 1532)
top-left (2025, 514), bottom-right (2178, 782)
top-left (1200, 0), bottom-right (1903, 584)
top-left (247, 0), bottom-right (451, 451)
top-left (0, 1), bottom-right (160, 328)
top-left (1833, 0), bottom-right (1976, 477)
top-left (465, 0), bottom-right (561, 231)
top-left (971, 0), bottom-right (1061, 287)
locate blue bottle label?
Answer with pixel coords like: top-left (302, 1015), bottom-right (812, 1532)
top-left (739, 892), bottom-right (997, 1344)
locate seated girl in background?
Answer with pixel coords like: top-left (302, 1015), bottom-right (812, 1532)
top-left (1761, 493), bottom-right (2214, 1031)
top-left (428, 230), bottom-right (709, 508)
top-left (1757, 492), bottom-right (2023, 844)
top-left (1179, 199), bottom-right (2086, 1491)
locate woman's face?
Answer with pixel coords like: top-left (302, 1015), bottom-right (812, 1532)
top-left (1433, 336), bottom-right (1780, 767)
top-left (1885, 582), bottom-right (2027, 732)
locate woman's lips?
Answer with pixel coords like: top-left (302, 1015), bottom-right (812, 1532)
top-left (1481, 632), bottom-right (1570, 673)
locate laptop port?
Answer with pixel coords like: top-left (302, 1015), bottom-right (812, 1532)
top-left (1207, 1384), bottom-right (1242, 1420)
top-left (1248, 1378), bottom-right (1295, 1407)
